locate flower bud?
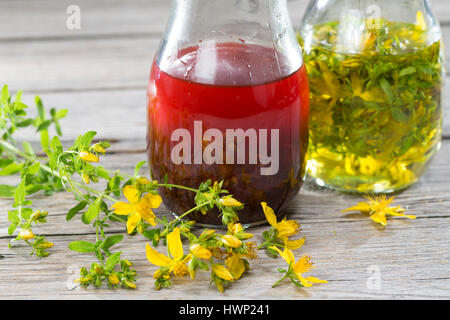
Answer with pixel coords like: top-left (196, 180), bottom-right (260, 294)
top-left (137, 177), bottom-right (150, 185)
top-left (222, 235), bottom-right (242, 248)
top-left (19, 229), bottom-right (34, 240)
top-left (36, 241), bottom-right (54, 249)
top-left (123, 280), bottom-right (137, 289)
top-left (190, 244), bottom-right (212, 260)
top-left (220, 197), bottom-right (242, 208)
top-left (30, 210), bottom-right (41, 222)
top-left (228, 223), bottom-right (243, 234)
top-left (153, 269), bottom-right (164, 279)
top-left (82, 172), bottom-right (90, 184)
top-left (79, 151), bottom-right (99, 163)
top-left (108, 274), bottom-right (120, 285)
top-left (94, 265), bottom-right (104, 275)
top-left (121, 259), bottom-right (133, 268)
top-left (93, 144), bottom-right (106, 154)
top-left (237, 232), bottom-right (254, 240)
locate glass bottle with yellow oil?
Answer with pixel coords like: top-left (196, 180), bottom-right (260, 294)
top-left (298, 0), bottom-right (444, 193)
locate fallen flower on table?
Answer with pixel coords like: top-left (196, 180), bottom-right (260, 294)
top-left (259, 202), bottom-right (305, 255)
top-left (147, 227), bottom-right (192, 290)
top-left (343, 195), bottom-right (416, 226)
top-left (271, 246), bottom-right (327, 288)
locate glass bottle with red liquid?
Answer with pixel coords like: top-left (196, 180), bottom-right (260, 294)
top-left (147, 0), bottom-right (309, 226)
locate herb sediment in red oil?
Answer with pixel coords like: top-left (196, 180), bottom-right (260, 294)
top-left (147, 43), bottom-right (310, 225)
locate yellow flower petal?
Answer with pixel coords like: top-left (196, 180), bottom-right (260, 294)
top-left (111, 201), bottom-right (134, 216)
top-left (370, 211), bottom-right (387, 226)
top-left (261, 202), bottom-right (277, 228)
top-left (293, 256), bottom-right (314, 274)
top-left (212, 265), bottom-right (234, 281)
top-left (297, 275), bottom-right (313, 288)
top-left (304, 276), bottom-right (328, 284)
top-left (225, 255), bottom-right (246, 280)
top-left (126, 212), bottom-right (141, 234)
top-left (284, 237), bottom-right (305, 250)
top-left (270, 246), bottom-right (295, 265)
top-left (138, 207), bottom-right (157, 226)
top-left (276, 219), bottom-right (300, 238)
top-left (146, 243), bottom-right (172, 267)
top-left (167, 227), bottom-right (184, 261)
top-left (143, 193), bottom-right (162, 209)
top-left (123, 185), bottom-right (140, 204)
top-left (342, 202), bottom-right (371, 213)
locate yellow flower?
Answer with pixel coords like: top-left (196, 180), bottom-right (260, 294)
top-left (220, 196), bottom-right (242, 207)
top-left (222, 235), bottom-right (242, 248)
top-left (146, 228), bottom-right (191, 278)
top-left (112, 185), bottom-right (162, 234)
top-left (190, 244), bottom-right (212, 260)
top-left (225, 254), bottom-right (246, 280)
top-left (271, 246), bottom-right (327, 288)
top-left (343, 195), bottom-right (416, 226)
top-left (79, 151), bottom-right (99, 163)
top-left (19, 229), bottom-right (34, 240)
top-left (261, 202), bottom-right (300, 239)
top-left (212, 265), bottom-right (234, 281)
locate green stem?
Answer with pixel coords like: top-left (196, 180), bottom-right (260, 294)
top-left (0, 139), bottom-right (118, 203)
top-left (156, 183), bottom-right (199, 193)
top-left (272, 273), bottom-right (290, 288)
top-left (164, 201), bottom-right (212, 227)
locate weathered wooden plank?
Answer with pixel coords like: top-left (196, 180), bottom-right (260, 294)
top-left (2, 0), bottom-right (450, 41)
top-left (0, 212), bottom-right (449, 299)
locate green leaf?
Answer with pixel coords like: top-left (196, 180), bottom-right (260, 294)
top-left (50, 136), bottom-right (62, 152)
top-left (134, 161), bottom-right (147, 177)
top-left (81, 131), bottom-right (97, 148)
top-left (379, 78), bottom-right (393, 104)
top-left (56, 109), bottom-right (68, 119)
top-left (7, 211), bottom-right (21, 225)
top-left (14, 179), bottom-right (26, 206)
top-left (399, 67), bottom-right (416, 77)
top-left (8, 224), bottom-right (17, 236)
top-left (391, 107), bottom-right (408, 123)
top-left (22, 142), bottom-right (34, 156)
top-left (96, 166), bottom-right (110, 180)
top-left (105, 252), bottom-right (122, 272)
top-left (101, 234), bottom-right (124, 250)
top-left (68, 241), bottom-right (96, 253)
top-left (66, 200), bottom-right (88, 221)
top-left (0, 184), bottom-right (15, 197)
top-left (82, 197), bottom-right (102, 224)
top-left (1, 85), bottom-right (9, 105)
top-left (0, 163), bottom-right (23, 176)
top-left (35, 96), bottom-right (45, 120)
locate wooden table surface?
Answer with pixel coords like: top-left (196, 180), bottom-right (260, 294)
top-left (0, 0), bottom-right (449, 300)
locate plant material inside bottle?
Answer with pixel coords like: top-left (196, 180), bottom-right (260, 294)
top-left (299, 16), bottom-right (443, 193)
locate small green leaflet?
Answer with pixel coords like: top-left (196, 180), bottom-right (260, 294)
top-left (68, 241), bottom-right (96, 253)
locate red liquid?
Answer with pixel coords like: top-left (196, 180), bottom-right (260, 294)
top-left (147, 43), bottom-right (309, 225)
